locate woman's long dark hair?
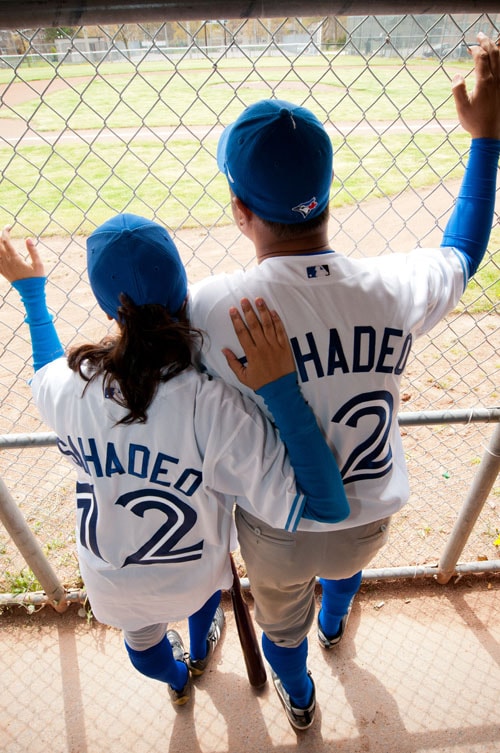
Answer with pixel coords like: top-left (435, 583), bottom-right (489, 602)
top-left (67, 294), bottom-right (203, 425)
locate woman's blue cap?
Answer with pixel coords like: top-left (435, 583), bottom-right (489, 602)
top-left (217, 99), bottom-right (333, 224)
top-left (86, 213), bottom-right (187, 320)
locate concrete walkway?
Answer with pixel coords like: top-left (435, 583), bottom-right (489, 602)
top-left (1, 574), bottom-right (499, 753)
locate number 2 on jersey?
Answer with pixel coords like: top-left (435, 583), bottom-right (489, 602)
top-left (76, 483), bottom-right (203, 566)
top-left (331, 390), bottom-right (394, 484)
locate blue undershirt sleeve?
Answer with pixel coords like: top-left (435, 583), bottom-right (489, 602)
top-left (256, 373), bottom-right (349, 523)
top-left (441, 138), bottom-right (500, 279)
top-left (11, 277), bottom-right (65, 372)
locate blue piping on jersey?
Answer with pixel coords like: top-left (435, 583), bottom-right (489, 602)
top-left (285, 492), bottom-right (307, 532)
top-left (449, 247), bottom-right (470, 293)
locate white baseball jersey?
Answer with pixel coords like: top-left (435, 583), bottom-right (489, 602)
top-left (31, 360), bottom-right (306, 631)
top-left (189, 246), bottom-right (467, 531)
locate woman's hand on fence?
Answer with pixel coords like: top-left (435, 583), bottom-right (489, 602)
top-left (452, 32), bottom-right (500, 140)
top-left (0, 226), bottom-right (44, 283)
top-left (223, 297), bottom-right (295, 391)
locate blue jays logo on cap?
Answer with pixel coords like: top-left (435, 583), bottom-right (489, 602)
top-left (217, 99), bottom-right (333, 225)
top-left (293, 197), bottom-right (319, 219)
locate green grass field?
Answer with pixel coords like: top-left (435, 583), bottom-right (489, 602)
top-left (0, 54), bottom-right (473, 231)
top-left (1, 55), bottom-right (461, 130)
top-left (0, 54), bottom-right (497, 310)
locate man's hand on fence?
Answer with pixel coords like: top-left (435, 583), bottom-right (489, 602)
top-left (452, 32), bottom-right (500, 140)
top-left (0, 226), bottom-right (44, 283)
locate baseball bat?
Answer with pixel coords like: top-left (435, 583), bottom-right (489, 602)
top-left (229, 553), bottom-right (267, 688)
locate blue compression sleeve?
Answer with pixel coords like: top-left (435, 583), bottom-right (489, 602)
top-left (256, 373), bottom-right (349, 523)
top-left (11, 277), bottom-right (64, 372)
top-left (441, 138), bottom-right (500, 278)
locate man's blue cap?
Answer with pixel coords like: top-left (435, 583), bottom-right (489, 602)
top-left (217, 99), bottom-right (333, 224)
top-left (86, 213), bottom-right (187, 320)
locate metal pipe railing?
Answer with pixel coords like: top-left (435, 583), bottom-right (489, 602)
top-left (1, 560), bottom-right (498, 608)
top-left (0, 1), bottom-right (499, 30)
top-left (0, 588), bottom-right (85, 609)
top-left (1, 408), bottom-right (498, 451)
top-left (398, 407), bottom-right (500, 426)
top-left (0, 432), bottom-right (60, 449)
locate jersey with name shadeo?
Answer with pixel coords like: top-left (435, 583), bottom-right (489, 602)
top-left (189, 246), bottom-right (465, 531)
top-left (31, 361), bottom-right (306, 631)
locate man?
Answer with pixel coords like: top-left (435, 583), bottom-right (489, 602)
top-left (189, 33), bottom-right (500, 730)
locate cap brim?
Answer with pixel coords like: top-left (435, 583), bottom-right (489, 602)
top-left (217, 121), bottom-right (236, 174)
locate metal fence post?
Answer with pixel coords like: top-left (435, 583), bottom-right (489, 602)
top-left (437, 422), bottom-right (500, 584)
top-left (0, 475), bottom-right (68, 612)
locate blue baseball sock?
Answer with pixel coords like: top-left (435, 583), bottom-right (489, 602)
top-left (318, 571), bottom-right (362, 638)
top-left (262, 633), bottom-right (313, 708)
top-left (124, 635), bottom-right (188, 692)
top-left (188, 589), bottom-right (221, 661)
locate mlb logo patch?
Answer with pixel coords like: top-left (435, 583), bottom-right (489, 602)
top-left (307, 264), bottom-right (330, 279)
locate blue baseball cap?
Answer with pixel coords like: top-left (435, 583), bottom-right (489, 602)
top-left (217, 99), bottom-right (333, 224)
top-left (86, 213), bottom-right (187, 320)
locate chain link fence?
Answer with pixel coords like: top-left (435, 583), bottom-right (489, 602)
top-left (0, 12), bottom-right (499, 598)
